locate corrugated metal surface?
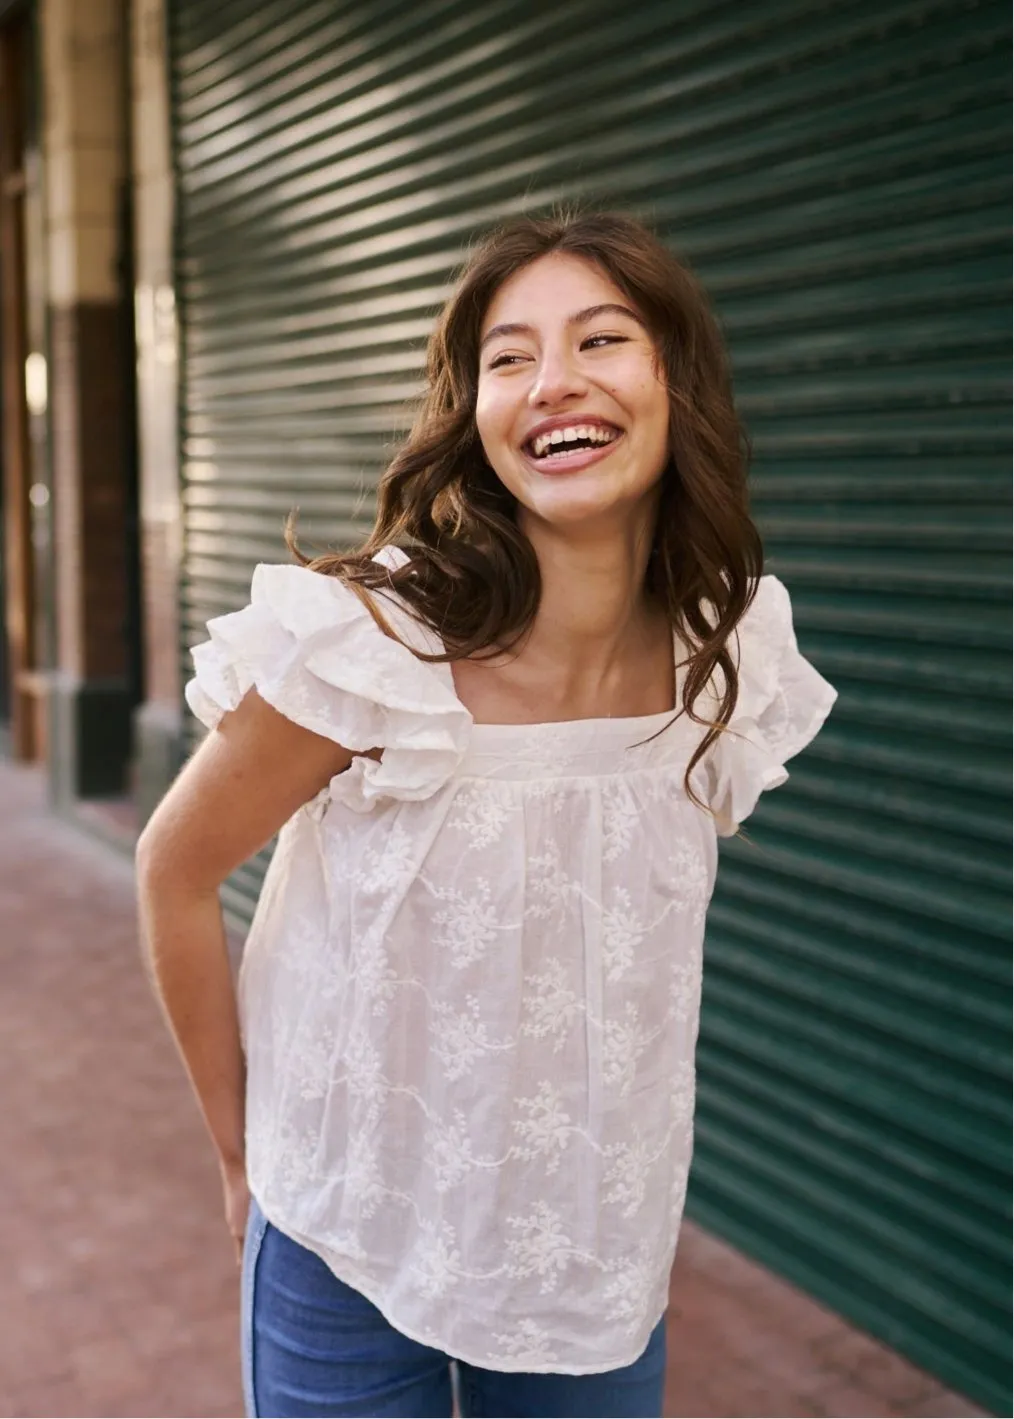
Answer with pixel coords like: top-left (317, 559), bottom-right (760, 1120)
top-left (169, 0), bottom-right (1012, 1408)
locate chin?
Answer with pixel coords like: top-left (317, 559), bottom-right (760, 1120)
top-left (522, 489), bottom-right (641, 532)
top-left (516, 468), bottom-right (647, 523)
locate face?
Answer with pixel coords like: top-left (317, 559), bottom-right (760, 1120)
top-left (474, 253), bottom-right (671, 535)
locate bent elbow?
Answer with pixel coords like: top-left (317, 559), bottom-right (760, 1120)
top-left (135, 806), bottom-right (189, 898)
top-left (135, 803), bottom-right (227, 902)
top-left (135, 816), bottom-right (165, 891)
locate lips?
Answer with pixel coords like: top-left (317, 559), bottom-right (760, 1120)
top-left (520, 429), bottom-right (625, 475)
top-left (519, 417), bottom-right (625, 476)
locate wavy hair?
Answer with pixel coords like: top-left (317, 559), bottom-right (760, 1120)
top-left (288, 210), bottom-right (764, 801)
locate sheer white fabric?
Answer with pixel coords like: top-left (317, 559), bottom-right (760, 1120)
top-left (185, 548), bottom-right (836, 1374)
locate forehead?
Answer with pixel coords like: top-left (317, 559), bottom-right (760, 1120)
top-left (481, 252), bottom-right (631, 333)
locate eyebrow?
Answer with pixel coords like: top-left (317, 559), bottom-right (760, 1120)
top-left (478, 303), bottom-right (645, 354)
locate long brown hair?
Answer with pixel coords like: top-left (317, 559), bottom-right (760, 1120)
top-left (288, 210), bottom-right (764, 799)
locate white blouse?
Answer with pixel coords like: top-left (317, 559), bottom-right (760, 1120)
top-left (185, 546), bottom-right (836, 1375)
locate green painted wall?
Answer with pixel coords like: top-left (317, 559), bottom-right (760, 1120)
top-left (169, 1), bottom-right (1012, 1408)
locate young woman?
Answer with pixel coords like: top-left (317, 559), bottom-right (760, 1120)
top-left (137, 211), bottom-right (836, 1418)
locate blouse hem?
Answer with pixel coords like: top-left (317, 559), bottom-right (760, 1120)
top-left (252, 1193), bottom-right (668, 1376)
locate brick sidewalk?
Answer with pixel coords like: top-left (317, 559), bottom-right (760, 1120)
top-left (0, 759), bottom-right (984, 1419)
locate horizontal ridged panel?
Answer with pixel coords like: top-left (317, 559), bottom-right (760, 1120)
top-left (170, 0), bottom-right (1011, 1409)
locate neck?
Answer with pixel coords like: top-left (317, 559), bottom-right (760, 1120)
top-left (516, 511), bottom-right (659, 673)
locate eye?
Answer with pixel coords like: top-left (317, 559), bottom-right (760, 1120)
top-left (581, 333), bottom-right (629, 350)
top-left (487, 351), bottom-right (531, 370)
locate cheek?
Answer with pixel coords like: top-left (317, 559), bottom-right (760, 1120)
top-left (474, 382), bottom-right (511, 449)
top-left (613, 356), bottom-right (668, 424)
top-left (642, 379), bottom-right (671, 445)
top-left (474, 385), bottom-right (523, 493)
top-left (630, 378), bottom-right (671, 480)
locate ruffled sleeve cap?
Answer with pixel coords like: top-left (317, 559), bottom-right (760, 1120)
top-left (184, 554), bottom-right (472, 810)
top-left (700, 576), bottom-right (836, 836)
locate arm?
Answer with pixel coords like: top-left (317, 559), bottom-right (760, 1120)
top-left (135, 688), bottom-right (354, 1256)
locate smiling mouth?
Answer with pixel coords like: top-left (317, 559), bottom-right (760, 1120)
top-left (523, 423), bottom-right (622, 462)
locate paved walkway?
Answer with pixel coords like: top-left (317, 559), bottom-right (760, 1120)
top-left (0, 758), bottom-right (984, 1418)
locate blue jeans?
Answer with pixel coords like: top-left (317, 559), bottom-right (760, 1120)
top-left (241, 1198), bottom-right (666, 1417)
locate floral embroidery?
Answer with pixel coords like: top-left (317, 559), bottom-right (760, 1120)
top-left (603, 1001), bottom-right (660, 1098)
top-left (525, 838), bottom-right (582, 922)
top-left (506, 1201), bottom-right (581, 1293)
top-left (353, 821), bottom-right (416, 894)
top-left (602, 781), bottom-right (639, 862)
top-left (351, 920), bottom-right (398, 1013)
top-left (431, 879), bottom-right (500, 968)
top-left (511, 1081), bottom-right (574, 1173)
top-left (668, 1060), bottom-right (697, 1128)
top-left (447, 783), bottom-right (513, 849)
top-left (602, 886), bottom-right (648, 980)
top-left (342, 1024), bottom-right (386, 1120)
top-left (668, 946), bottom-right (703, 1024)
top-left (426, 1107), bottom-right (494, 1192)
top-left (490, 1318), bottom-right (559, 1367)
top-left (603, 1244), bottom-right (657, 1330)
top-left (410, 1217), bottom-right (463, 1300)
top-left (432, 995), bottom-right (515, 1080)
top-left (670, 838), bottom-right (711, 928)
top-left (520, 958), bottom-right (584, 1051)
top-left (296, 1029), bottom-right (338, 1102)
top-left (275, 1123), bottom-right (327, 1195)
top-left (341, 1131), bottom-right (385, 1219)
top-left (602, 1133), bottom-right (656, 1218)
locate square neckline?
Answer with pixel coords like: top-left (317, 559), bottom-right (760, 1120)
top-left (450, 630), bottom-right (685, 737)
top-left (372, 546), bottom-right (685, 739)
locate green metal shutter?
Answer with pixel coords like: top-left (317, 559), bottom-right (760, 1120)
top-left (169, 1), bottom-right (1011, 1409)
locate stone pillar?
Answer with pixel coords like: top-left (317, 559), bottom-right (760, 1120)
top-left (42, 0), bottom-right (136, 802)
top-left (131, 0), bottom-right (182, 824)
top-left (0, 10), bottom-right (36, 760)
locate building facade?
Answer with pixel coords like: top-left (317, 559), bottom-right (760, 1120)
top-left (1, 0), bottom-right (142, 809)
top-left (0, 0), bottom-right (1009, 1410)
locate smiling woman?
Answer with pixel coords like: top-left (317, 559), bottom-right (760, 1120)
top-left (293, 212), bottom-right (765, 794)
top-left (137, 210), bottom-right (835, 1419)
top-left (476, 268), bottom-right (670, 521)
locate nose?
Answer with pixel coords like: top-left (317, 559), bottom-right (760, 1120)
top-left (528, 341), bottom-right (588, 408)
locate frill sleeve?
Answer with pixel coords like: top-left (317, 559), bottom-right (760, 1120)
top-left (699, 576), bottom-right (836, 837)
top-left (184, 558), bottom-right (472, 810)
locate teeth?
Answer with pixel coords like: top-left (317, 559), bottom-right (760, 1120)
top-left (530, 425), bottom-right (618, 457)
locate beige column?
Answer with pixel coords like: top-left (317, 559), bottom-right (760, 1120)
top-left (0, 11), bottom-right (36, 760)
top-left (42, 0), bottom-right (136, 800)
top-left (131, 0), bottom-right (182, 821)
